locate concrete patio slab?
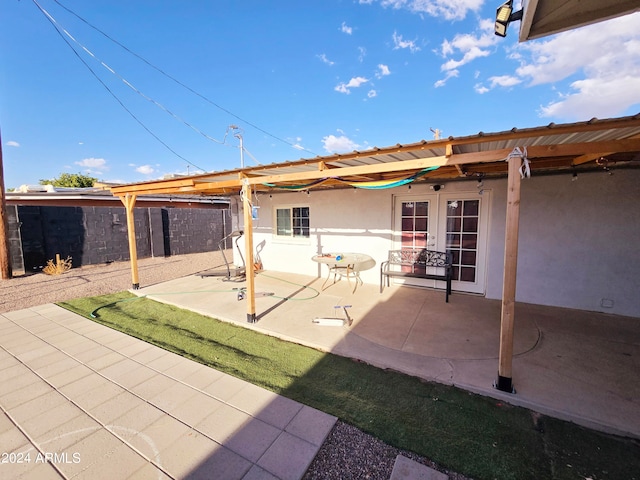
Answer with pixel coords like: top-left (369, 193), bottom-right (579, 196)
top-left (135, 270), bottom-right (640, 439)
top-left (0, 305), bottom-right (337, 480)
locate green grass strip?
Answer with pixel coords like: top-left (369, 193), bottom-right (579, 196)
top-left (59, 292), bottom-right (639, 480)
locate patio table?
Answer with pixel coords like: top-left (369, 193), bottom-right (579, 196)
top-left (312, 253), bottom-right (375, 293)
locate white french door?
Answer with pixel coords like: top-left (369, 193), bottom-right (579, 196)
top-left (393, 192), bottom-right (489, 294)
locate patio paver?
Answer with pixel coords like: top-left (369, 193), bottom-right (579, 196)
top-left (0, 305), bottom-right (337, 480)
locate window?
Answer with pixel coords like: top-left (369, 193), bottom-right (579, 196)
top-left (275, 206), bottom-right (309, 238)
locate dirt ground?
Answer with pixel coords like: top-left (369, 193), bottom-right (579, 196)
top-left (0, 251), bottom-right (228, 313)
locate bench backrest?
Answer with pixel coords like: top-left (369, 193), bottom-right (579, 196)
top-left (388, 249), bottom-right (450, 267)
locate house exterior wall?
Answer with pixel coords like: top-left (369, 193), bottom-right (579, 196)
top-left (245, 188), bottom-right (394, 285)
top-left (237, 169), bottom-right (640, 318)
top-left (486, 169), bottom-right (640, 318)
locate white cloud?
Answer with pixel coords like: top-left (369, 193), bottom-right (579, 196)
top-left (487, 75), bottom-right (521, 88)
top-left (377, 0), bottom-right (483, 21)
top-left (5, 141), bottom-right (20, 147)
top-left (291, 136), bottom-right (305, 150)
top-left (136, 165), bottom-right (155, 175)
top-left (341, 22), bottom-right (353, 35)
top-left (472, 72), bottom-right (521, 93)
top-left (434, 69), bottom-right (459, 88)
top-left (317, 54), bottom-right (335, 66)
top-left (435, 18), bottom-right (497, 86)
top-left (322, 134), bottom-right (360, 153)
top-left (392, 31), bottom-right (421, 53)
top-left (335, 76), bottom-right (369, 94)
top-left (376, 64), bottom-right (391, 78)
top-left (540, 75), bottom-right (640, 119)
top-left (358, 46), bottom-right (367, 62)
top-left (75, 157), bottom-right (107, 170)
top-left (513, 13), bottom-right (640, 119)
top-left (367, 89), bottom-right (378, 98)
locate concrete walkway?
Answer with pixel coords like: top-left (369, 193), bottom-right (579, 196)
top-left (0, 304), bottom-right (336, 480)
top-left (134, 270), bottom-right (640, 440)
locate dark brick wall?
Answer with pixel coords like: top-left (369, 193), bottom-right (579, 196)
top-left (161, 208), bottom-right (227, 255)
top-left (8, 205), bottom-right (229, 272)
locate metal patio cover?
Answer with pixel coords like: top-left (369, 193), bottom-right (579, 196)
top-left (111, 115), bottom-right (640, 199)
top-left (109, 114), bottom-right (640, 395)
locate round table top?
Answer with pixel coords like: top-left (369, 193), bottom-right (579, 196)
top-left (311, 253), bottom-right (376, 271)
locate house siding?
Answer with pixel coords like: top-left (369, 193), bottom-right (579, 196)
top-left (487, 169), bottom-right (640, 317)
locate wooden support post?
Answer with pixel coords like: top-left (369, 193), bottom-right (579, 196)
top-left (496, 155), bottom-right (522, 393)
top-left (0, 129), bottom-right (12, 280)
top-left (120, 194), bottom-right (140, 289)
top-left (241, 181), bottom-right (257, 323)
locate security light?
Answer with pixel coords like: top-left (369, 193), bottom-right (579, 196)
top-left (495, 0), bottom-right (523, 37)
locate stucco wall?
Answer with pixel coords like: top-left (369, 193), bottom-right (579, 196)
top-left (237, 169), bottom-right (640, 318)
top-left (486, 169), bottom-right (640, 317)
top-left (247, 188), bottom-right (395, 285)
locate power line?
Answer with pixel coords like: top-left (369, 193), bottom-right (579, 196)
top-left (50, 0), bottom-right (319, 158)
top-left (42, 8), bottom-right (227, 147)
top-left (32, 0), bottom-right (207, 172)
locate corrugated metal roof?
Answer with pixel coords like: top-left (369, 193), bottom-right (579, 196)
top-left (111, 114), bottom-right (640, 196)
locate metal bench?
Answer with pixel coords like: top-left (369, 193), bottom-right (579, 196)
top-left (380, 249), bottom-right (453, 302)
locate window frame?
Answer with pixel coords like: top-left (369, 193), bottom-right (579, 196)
top-left (273, 205), bottom-right (310, 240)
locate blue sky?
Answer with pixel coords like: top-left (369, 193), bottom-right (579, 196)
top-left (1, 0), bottom-right (639, 188)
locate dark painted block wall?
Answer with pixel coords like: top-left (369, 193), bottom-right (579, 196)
top-left (8, 205), bottom-right (229, 272)
top-left (161, 208), bottom-right (227, 255)
top-left (6, 205), bottom-right (25, 273)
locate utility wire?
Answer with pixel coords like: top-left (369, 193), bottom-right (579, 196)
top-left (41, 6), bottom-right (227, 147)
top-left (32, 0), bottom-right (207, 172)
top-left (50, 0), bottom-right (320, 158)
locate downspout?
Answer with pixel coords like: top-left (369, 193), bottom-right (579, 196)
top-left (119, 193), bottom-right (140, 289)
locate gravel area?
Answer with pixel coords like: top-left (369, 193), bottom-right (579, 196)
top-left (0, 251), bottom-right (228, 313)
top-left (0, 251), bottom-right (472, 479)
top-left (304, 421), bottom-right (472, 480)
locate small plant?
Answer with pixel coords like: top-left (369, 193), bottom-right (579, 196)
top-left (43, 254), bottom-right (72, 275)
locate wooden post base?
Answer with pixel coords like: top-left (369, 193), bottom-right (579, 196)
top-left (495, 374), bottom-right (515, 394)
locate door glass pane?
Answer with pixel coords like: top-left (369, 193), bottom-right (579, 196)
top-left (463, 217), bottom-right (478, 232)
top-left (464, 200), bottom-right (479, 216)
top-left (415, 202), bottom-right (428, 216)
top-left (402, 202), bottom-right (414, 216)
top-left (415, 217), bottom-right (428, 232)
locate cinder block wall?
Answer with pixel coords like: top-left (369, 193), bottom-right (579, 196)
top-left (8, 205), bottom-right (230, 272)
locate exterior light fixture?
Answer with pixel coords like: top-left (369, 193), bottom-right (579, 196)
top-left (495, 0), bottom-right (523, 37)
